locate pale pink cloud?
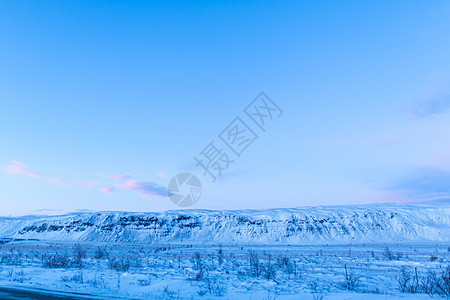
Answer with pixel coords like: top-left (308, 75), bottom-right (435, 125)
top-left (72, 180), bottom-right (98, 187)
top-left (5, 161), bottom-right (41, 178)
top-left (46, 177), bottom-right (70, 187)
top-left (116, 179), bottom-right (169, 197)
top-left (157, 172), bottom-right (169, 178)
top-left (47, 178), bottom-right (98, 188)
top-left (95, 172), bottom-right (132, 180)
top-left (4, 161), bottom-right (167, 198)
top-left (100, 187), bottom-right (115, 194)
top-left (117, 180), bottom-right (141, 190)
top-left (5, 160), bottom-right (100, 189)
top-left (111, 173), bottom-right (132, 180)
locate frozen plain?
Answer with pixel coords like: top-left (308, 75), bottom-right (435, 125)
top-left (0, 202), bottom-right (448, 299)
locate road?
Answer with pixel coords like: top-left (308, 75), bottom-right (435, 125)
top-left (0, 286), bottom-right (114, 300)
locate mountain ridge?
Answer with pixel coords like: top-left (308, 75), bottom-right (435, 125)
top-left (0, 203), bottom-right (449, 244)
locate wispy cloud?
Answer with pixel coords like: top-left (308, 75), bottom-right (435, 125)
top-left (4, 160), bottom-right (98, 189)
top-left (46, 177), bottom-right (70, 187)
top-left (72, 180), bottom-right (98, 187)
top-left (46, 177), bottom-right (98, 188)
top-left (111, 173), bottom-right (132, 180)
top-left (157, 172), bottom-right (169, 178)
top-left (116, 180), bottom-right (169, 197)
top-left (5, 161), bottom-right (41, 178)
top-left (100, 187), bottom-right (115, 194)
top-left (95, 172), bottom-right (132, 180)
top-left (412, 94), bottom-right (450, 119)
top-left (5, 161), bottom-right (170, 198)
top-left (385, 167), bottom-right (450, 202)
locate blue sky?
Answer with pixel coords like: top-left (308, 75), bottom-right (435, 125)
top-left (1, 1), bottom-right (450, 216)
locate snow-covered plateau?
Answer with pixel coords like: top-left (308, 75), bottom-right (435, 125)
top-left (1, 202), bottom-right (449, 244)
top-left (0, 202), bottom-right (448, 299)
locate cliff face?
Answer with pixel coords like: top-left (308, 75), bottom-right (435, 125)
top-left (0, 203), bottom-right (449, 244)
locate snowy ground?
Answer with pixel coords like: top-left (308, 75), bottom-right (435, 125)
top-left (0, 240), bottom-right (448, 299)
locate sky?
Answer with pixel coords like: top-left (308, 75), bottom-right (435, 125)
top-left (1, 1), bottom-right (450, 216)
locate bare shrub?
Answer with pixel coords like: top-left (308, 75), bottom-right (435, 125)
top-left (108, 257), bottom-right (131, 272)
top-left (137, 274), bottom-right (152, 286)
top-left (187, 269), bottom-right (205, 282)
top-left (218, 246), bottom-right (224, 266)
top-left (397, 266), bottom-right (419, 293)
top-left (312, 294), bottom-right (324, 300)
top-left (309, 281), bottom-right (320, 293)
top-left (343, 264), bottom-right (359, 291)
top-left (7, 268), bottom-right (14, 281)
top-left (73, 244), bottom-right (87, 268)
top-left (94, 247), bottom-right (107, 260)
top-left (383, 247), bottom-right (402, 261)
top-left (74, 244), bottom-right (87, 259)
top-left (42, 254), bottom-right (70, 268)
top-left (421, 270), bottom-right (437, 295)
top-left (434, 266), bottom-right (450, 296)
top-left (249, 251), bottom-right (264, 278)
top-left (383, 247), bottom-right (393, 260)
top-left (264, 255), bottom-right (277, 280)
top-left (131, 255), bottom-right (142, 269)
top-left (61, 273), bottom-right (83, 283)
top-left (108, 257), bottom-right (130, 289)
top-left (361, 287), bottom-right (382, 294)
top-left (73, 273), bottom-right (84, 283)
top-left (162, 285), bottom-right (177, 299)
top-left (197, 272), bottom-right (226, 296)
top-left (87, 275), bottom-right (106, 289)
top-left (309, 282), bottom-right (328, 299)
top-left (397, 266), bottom-right (410, 293)
top-left (398, 265), bottom-right (449, 296)
top-left (1, 251), bottom-right (22, 266)
top-left (12, 270), bottom-right (27, 283)
top-left (193, 252), bottom-right (202, 270)
top-left (277, 256), bottom-right (296, 275)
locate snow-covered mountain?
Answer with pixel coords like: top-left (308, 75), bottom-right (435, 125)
top-left (0, 203), bottom-right (449, 244)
